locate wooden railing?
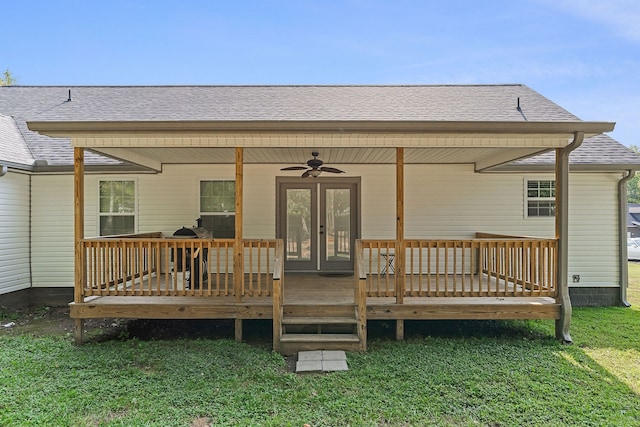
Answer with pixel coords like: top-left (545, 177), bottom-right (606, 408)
top-left (358, 235), bottom-right (557, 298)
top-left (80, 236), bottom-right (283, 300)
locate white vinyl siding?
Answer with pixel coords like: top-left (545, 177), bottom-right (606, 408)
top-left (0, 172), bottom-right (31, 294)
top-left (566, 173), bottom-right (620, 287)
top-left (31, 175), bottom-right (74, 288)
top-left (405, 165), bottom-right (553, 238)
top-left (25, 164), bottom-right (621, 291)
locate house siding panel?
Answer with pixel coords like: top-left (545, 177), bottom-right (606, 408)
top-left (404, 165), bottom-right (619, 288)
top-left (566, 173), bottom-right (619, 288)
top-left (0, 172), bottom-right (31, 295)
top-left (31, 175), bottom-right (74, 289)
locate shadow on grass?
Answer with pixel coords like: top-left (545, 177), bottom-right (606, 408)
top-left (368, 318), bottom-right (553, 340)
top-left (91, 317), bottom-right (553, 347)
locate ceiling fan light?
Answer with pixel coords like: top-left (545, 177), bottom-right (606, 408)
top-left (309, 169), bottom-right (321, 177)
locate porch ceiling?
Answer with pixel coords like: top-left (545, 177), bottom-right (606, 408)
top-left (88, 146), bottom-right (553, 172)
top-left (30, 119), bottom-right (615, 172)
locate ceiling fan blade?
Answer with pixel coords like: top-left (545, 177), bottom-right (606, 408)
top-left (281, 166), bottom-right (308, 171)
top-left (320, 167), bottom-right (345, 174)
top-left (301, 170), bottom-right (311, 178)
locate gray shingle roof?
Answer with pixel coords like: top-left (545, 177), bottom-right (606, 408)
top-left (500, 134), bottom-right (640, 170)
top-left (0, 85), bottom-right (637, 171)
top-left (0, 114), bottom-right (34, 167)
top-left (0, 84), bottom-right (579, 122)
top-left (12, 119), bottom-right (122, 167)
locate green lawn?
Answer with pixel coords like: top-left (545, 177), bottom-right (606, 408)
top-left (1, 270), bottom-right (640, 426)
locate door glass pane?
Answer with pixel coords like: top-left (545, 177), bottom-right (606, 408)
top-left (325, 189), bottom-right (351, 262)
top-left (286, 189), bottom-right (311, 261)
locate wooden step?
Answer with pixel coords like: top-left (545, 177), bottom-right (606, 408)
top-left (283, 304), bottom-right (356, 318)
top-left (280, 333), bottom-right (359, 343)
top-left (278, 333), bottom-right (361, 354)
top-left (282, 317), bottom-right (358, 325)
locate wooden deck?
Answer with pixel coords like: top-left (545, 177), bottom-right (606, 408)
top-left (72, 236), bottom-right (564, 352)
top-left (70, 273), bottom-right (559, 321)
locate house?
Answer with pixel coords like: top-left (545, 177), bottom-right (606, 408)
top-left (1, 84), bottom-right (639, 353)
top-left (628, 204), bottom-right (640, 238)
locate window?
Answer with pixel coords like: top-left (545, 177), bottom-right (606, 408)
top-left (200, 180), bottom-right (235, 238)
top-left (526, 179), bottom-right (555, 217)
top-left (99, 180), bottom-right (136, 235)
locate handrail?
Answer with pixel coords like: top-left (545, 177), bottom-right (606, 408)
top-left (79, 237), bottom-right (280, 299)
top-left (475, 232), bottom-right (552, 240)
top-left (359, 237), bottom-right (557, 298)
top-left (85, 231), bottom-right (163, 239)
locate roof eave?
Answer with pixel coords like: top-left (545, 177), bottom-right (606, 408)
top-left (27, 120), bottom-right (616, 137)
top-left (490, 163), bottom-right (640, 173)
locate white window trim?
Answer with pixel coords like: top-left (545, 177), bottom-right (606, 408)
top-left (97, 178), bottom-right (138, 235)
top-left (198, 178), bottom-right (236, 238)
top-left (524, 177), bottom-right (556, 219)
top-left (198, 178), bottom-right (236, 216)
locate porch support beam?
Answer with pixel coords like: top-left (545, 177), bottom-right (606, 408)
top-left (396, 147), bottom-right (405, 340)
top-left (93, 147), bottom-right (162, 171)
top-left (234, 148), bottom-right (244, 340)
top-left (74, 147), bottom-right (85, 345)
top-left (555, 132), bottom-right (583, 344)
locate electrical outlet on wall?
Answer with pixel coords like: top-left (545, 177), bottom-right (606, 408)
top-left (572, 275), bottom-right (580, 283)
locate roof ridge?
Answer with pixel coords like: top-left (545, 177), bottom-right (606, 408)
top-left (0, 83), bottom-right (527, 89)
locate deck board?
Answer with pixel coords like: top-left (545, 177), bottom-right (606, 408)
top-left (71, 273), bottom-right (559, 321)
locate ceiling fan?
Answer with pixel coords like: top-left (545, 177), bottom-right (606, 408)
top-left (280, 151), bottom-right (345, 178)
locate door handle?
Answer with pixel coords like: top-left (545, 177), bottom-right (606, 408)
top-left (320, 224), bottom-right (324, 235)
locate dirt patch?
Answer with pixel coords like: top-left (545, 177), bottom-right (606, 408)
top-left (0, 305), bottom-right (273, 345)
top-left (0, 306), bottom-right (122, 339)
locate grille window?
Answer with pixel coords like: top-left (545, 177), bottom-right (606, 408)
top-left (99, 180), bottom-right (136, 235)
top-left (526, 180), bottom-right (555, 217)
top-left (200, 180), bottom-right (235, 238)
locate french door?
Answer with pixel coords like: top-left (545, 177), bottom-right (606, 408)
top-left (277, 178), bottom-right (359, 272)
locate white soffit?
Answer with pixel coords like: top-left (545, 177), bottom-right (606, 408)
top-left (88, 146), bottom-right (555, 169)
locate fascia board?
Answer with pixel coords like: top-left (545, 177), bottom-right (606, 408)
top-left (27, 120), bottom-right (616, 137)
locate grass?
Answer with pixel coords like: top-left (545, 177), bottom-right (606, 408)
top-left (1, 270), bottom-right (640, 426)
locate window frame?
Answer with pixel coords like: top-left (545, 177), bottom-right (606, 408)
top-left (199, 179), bottom-right (236, 238)
top-left (524, 177), bottom-right (556, 219)
top-left (98, 179), bottom-right (138, 236)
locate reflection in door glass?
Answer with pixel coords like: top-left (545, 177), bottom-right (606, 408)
top-left (286, 189), bottom-right (311, 261)
top-left (326, 189), bottom-right (350, 261)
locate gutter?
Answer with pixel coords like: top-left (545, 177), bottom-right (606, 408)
top-left (619, 170), bottom-right (636, 307)
top-left (27, 119), bottom-right (616, 137)
top-left (556, 131), bottom-right (584, 344)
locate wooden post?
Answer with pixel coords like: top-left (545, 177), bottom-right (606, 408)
top-left (272, 277), bottom-right (282, 352)
top-left (396, 147), bottom-right (405, 339)
top-left (234, 148), bottom-right (244, 340)
top-left (356, 277), bottom-right (367, 351)
top-left (74, 147), bottom-right (85, 345)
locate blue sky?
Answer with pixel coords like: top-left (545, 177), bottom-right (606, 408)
top-left (1, 0), bottom-right (638, 146)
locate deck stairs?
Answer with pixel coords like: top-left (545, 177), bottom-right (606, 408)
top-left (277, 304), bottom-right (363, 355)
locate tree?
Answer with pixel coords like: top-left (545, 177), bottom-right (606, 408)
top-left (628, 145), bottom-right (640, 203)
top-left (0, 69), bottom-right (16, 85)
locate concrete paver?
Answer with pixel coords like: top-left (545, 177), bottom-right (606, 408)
top-left (296, 350), bottom-right (349, 373)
